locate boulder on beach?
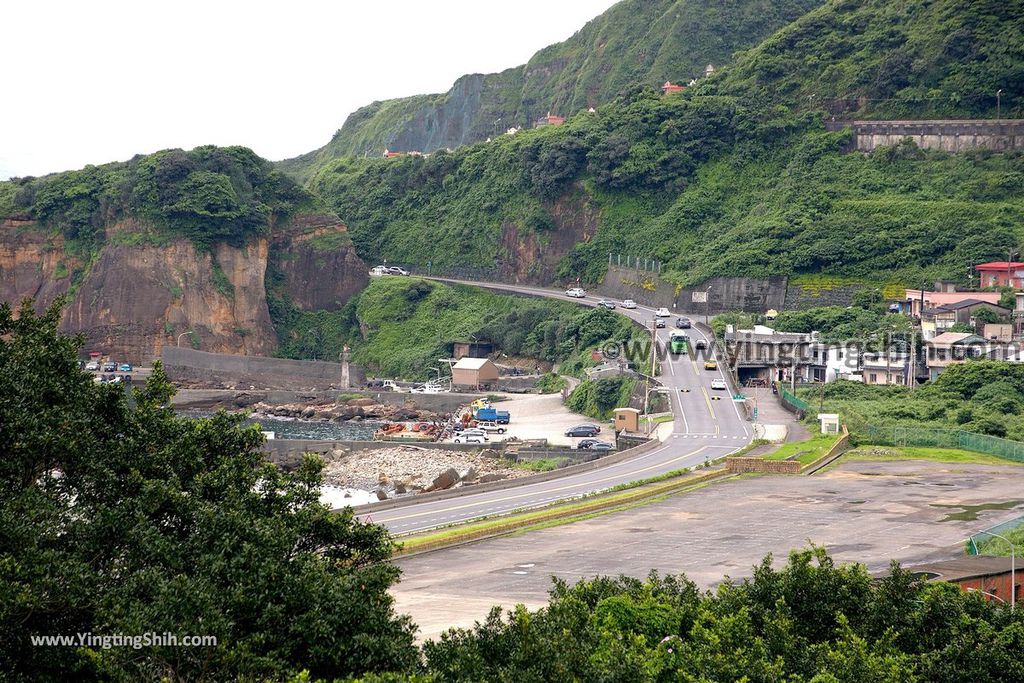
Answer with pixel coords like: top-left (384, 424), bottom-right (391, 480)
top-left (478, 473), bottom-right (507, 483)
top-left (426, 467), bottom-right (460, 492)
top-left (376, 489), bottom-right (389, 501)
top-left (349, 398), bottom-right (377, 407)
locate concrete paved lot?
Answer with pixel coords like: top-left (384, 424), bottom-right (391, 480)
top-left (465, 392), bottom-right (614, 447)
top-left (395, 458), bottom-right (1024, 640)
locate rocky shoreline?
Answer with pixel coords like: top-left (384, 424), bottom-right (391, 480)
top-left (247, 397), bottom-right (442, 423)
top-left (319, 446), bottom-right (527, 501)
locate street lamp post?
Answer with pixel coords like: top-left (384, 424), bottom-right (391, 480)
top-left (705, 286), bottom-right (712, 325)
top-left (974, 530), bottom-right (1017, 611)
top-left (967, 587), bottom-right (1008, 604)
top-left (997, 89), bottom-right (1003, 120)
top-left (176, 331), bottom-right (194, 347)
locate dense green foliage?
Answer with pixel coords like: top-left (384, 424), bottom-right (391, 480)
top-left (706, 0), bottom-right (1024, 118)
top-left (413, 547), bottom-right (1024, 683)
top-left (536, 372), bottom-right (569, 394)
top-left (305, 0), bottom-right (1024, 290)
top-left (1, 145), bottom-right (312, 248)
top-left (282, 0), bottom-right (821, 180)
top-left (973, 523), bottom-right (1024, 557)
top-left (345, 277), bottom-right (646, 379)
top-left (0, 300), bottom-right (417, 681)
top-left (773, 305), bottom-right (914, 343)
top-left (566, 376), bottom-right (638, 420)
top-left (803, 360), bottom-right (1024, 441)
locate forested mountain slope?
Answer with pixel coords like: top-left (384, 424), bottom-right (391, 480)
top-left (279, 0), bottom-right (822, 181)
top-left (309, 0), bottom-right (1024, 289)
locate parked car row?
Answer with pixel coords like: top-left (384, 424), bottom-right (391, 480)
top-left (369, 265), bottom-right (410, 276)
top-left (94, 374), bottom-right (132, 385)
top-left (83, 360), bottom-right (132, 373)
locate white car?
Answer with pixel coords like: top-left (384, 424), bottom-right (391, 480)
top-left (475, 421), bottom-right (507, 434)
top-left (85, 361), bottom-right (100, 371)
top-left (369, 265), bottom-right (388, 276)
top-left (565, 288), bottom-right (586, 298)
top-left (655, 307), bottom-right (671, 317)
top-left (711, 379), bottom-right (727, 390)
top-left (621, 299), bottom-right (637, 309)
top-left (453, 429), bottom-right (489, 444)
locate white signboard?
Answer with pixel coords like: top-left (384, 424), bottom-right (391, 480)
top-left (691, 291), bottom-right (708, 303)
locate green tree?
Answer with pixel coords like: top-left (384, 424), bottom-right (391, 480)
top-left (0, 299), bottom-right (417, 681)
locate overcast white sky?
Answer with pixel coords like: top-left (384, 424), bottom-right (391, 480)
top-left (1, 0), bottom-right (619, 180)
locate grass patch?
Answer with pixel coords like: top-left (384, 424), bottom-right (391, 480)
top-left (971, 522), bottom-right (1024, 557)
top-left (512, 458), bottom-right (570, 472)
top-left (763, 433), bottom-right (839, 465)
top-left (307, 230), bottom-right (353, 251)
top-left (536, 373), bottom-right (568, 394)
top-left (641, 414), bottom-right (675, 427)
top-left (842, 445), bottom-right (1024, 467)
top-left (396, 468), bottom-right (729, 553)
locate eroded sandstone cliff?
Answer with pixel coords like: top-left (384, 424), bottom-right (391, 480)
top-left (0, 215), bottom-right (366, 363)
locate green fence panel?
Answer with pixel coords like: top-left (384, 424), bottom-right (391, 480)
top-left (889, 427), bottom-right (1024, 463)
top-left (966, 514), bottom-right (1024, 556)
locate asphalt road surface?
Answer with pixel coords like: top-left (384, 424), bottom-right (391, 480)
top-left (360, 279), bottom-right (751, 533)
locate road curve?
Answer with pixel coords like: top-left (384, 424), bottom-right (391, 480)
top-left (360, 278), bottom-right (751, 534)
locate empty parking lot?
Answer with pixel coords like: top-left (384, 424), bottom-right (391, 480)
top-left (394, 457), bottom-right (1024, 639)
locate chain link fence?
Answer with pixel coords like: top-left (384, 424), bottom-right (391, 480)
top-left (775, 382), bottom-right (810, 417)
top-left (966, 515), bottom-right (1024, 556)
top-left (891, 427), bottom-right (1024, 463)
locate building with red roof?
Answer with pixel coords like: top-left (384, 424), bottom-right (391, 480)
top-left (975, 261), bottom-right (1024, 289)
top-left (661, 81), bottom-right (685, 95)
top-left (533, 112), bottom-right (565, 128)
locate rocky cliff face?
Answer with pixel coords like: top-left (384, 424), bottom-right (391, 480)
top-left (0, 216), bottom-right (367, 364)
top-left (271, 215), bottom-right (368, 311)
top-left (497, 192), bottom-right (600, 284)
top-left (0, 219), bottom-right (78, 308)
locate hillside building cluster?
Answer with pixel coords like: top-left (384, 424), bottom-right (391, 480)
top-left (724, 262), bottom-right (1024, 387)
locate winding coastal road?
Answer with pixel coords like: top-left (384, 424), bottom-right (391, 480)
top-left (360, 279), bottom-right (751, 533)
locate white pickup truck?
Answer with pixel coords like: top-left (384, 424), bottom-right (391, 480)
top-left (475, 421), bottom-right (507, 434)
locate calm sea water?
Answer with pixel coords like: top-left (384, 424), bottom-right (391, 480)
top-left (178, 410), bottom-right (383, 441)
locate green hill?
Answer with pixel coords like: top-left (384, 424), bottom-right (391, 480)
top-left (281, 0), bottom-right (823, 182)
top-left (1, 145), bottom-right (314, 249)
top-left (309, 0), bottom-right (1024, 289)
top-left (707, 0), bottom-right (1024, 118)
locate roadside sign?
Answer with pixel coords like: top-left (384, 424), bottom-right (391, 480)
top-left (691, 291), bottom-right (707, 303)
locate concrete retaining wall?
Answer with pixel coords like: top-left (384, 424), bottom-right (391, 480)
top-left (171, 388), bottom-right (481, 413)
top-left (824, 119), bottom-right (1024, 153)
top-left (801, 426), bottom-right (851, 475)
top-left (726, 457), bottom-right (801, 474)
top-left (163, 346), bottom-right (364, 390)
top-left (597, 267), bottom-right (789, 315)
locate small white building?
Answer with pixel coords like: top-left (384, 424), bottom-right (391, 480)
top-left (861, 352), bottom-right (910, 385)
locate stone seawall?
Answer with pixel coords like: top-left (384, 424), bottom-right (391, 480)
top-left (825, 119), bottom-right (1024, 153)
top-left (162, 346), bottom-right (366, 390)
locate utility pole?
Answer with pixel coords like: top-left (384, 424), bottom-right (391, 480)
top-left (909, 327), bottom-right (916, 390)
top-left (997, 89), bottom-right (1003, 120)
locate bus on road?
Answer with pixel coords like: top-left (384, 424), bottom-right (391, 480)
top-left (669, 331), bottom-right (689, 355)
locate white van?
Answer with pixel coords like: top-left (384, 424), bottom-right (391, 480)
top-left (655, 307), bottom-right (671, 317)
